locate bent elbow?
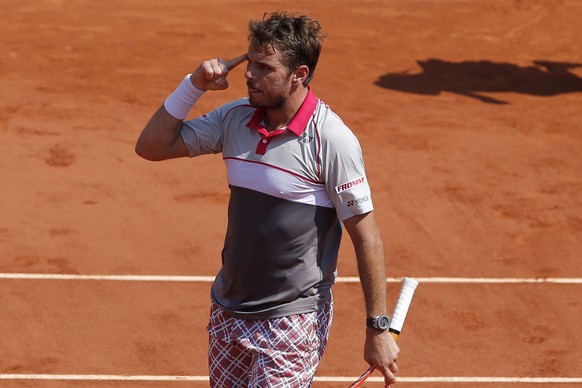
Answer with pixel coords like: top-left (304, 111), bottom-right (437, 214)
top-left (135, 141), bottom-right (160, 161)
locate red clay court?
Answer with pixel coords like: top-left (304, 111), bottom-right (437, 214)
top-left (1, 0), bottom-right (581, 387)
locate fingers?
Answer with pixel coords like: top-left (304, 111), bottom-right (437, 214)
top-left (200, 59), bottom-right (226, 81)
top-left (194, 54), bottom-right (247, 91)
top-left (363, 329), bottom-right (400, 386)
top-left (202, 54), bottom-right (246, 79)
top-left (379, 361), bottom-right (398, 385)
top-left (225, 53), bottom-right (248, 71)
top-left (365, 330), bottom-right (400, 377)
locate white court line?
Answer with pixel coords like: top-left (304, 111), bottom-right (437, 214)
top-left (0, 273), bottom-right (581, 283)
top-left (340, 277), bottom-right (582, 284)
top-left (0, 375), bottom-right (205, 381)
top-left (0, 374), bottom-right (581, 383)
top-left (0, 275), bottom-right (579, 385)
top-left (0, 273), bottom-right (216, 282)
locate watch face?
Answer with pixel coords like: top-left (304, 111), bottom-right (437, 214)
top-left (377, 316), bottom-right (390, 330)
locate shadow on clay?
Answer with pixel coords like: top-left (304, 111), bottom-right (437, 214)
top-left (375, 59), bottom-right (582, 104)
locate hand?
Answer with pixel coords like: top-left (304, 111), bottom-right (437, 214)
top-left (190, 54), bottom-right (247, 91)
top-left (364, 328), bottom-right (400, 386)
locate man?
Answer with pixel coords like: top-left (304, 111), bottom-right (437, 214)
top-left (135, 11), bottom-right (399, 387)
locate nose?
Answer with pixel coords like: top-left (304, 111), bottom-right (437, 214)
top-left (244, 63), bottom-right (253, 80)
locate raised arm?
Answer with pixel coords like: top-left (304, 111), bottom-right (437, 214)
top-left (135, 54), bottom-right (247, 161)
top-left (135, 105), bottom-right (188, 161)
top-left (343, 211), bottom-right (400, 386)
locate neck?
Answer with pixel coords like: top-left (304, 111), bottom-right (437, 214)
top-left (265, 86), bottom-right (309, 131)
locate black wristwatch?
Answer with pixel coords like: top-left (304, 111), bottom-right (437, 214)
top-left (366, 315), bottom-right (391, 331)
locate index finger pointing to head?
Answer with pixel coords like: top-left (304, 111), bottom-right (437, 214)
top-left (225, 53), bottom-right (248, 71)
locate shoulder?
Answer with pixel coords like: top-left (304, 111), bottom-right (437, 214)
top-left (186, 98), bottom-right (252, 127)
top-left (212, 97), bottom-right (253, 118)
top-left (223, 97), bottom-right (252, 110)
top-left (313, 100), bottom-right (361, 150)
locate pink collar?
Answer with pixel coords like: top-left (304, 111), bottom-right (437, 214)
top-left (246, 86), bottom-right (318, 137)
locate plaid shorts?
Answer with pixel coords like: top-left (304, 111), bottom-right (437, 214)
top-left (206, 297), bottom-right (333, 387)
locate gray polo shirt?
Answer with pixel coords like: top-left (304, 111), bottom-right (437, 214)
top-left (180, 88), bottom-right (374, 319)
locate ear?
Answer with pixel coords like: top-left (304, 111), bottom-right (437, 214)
top-left (292, 65), bottom-right (310, 85)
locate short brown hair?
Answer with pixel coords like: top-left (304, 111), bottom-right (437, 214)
top-left (248, 11), bottom-right (326, 86)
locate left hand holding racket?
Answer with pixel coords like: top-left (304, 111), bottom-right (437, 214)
top-left (364, 326), bottom-right (400, 384)
top-left (350, 277), bottom-right (419, 387)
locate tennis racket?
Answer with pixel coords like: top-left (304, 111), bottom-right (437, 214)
top-left (348, 277), bottom-right (419, 387)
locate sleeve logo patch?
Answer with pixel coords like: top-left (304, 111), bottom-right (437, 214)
top-left (335, 176), bottom-right (366, 194)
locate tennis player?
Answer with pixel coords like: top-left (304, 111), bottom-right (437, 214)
top-left (135, 11), bottom-right (399, 387)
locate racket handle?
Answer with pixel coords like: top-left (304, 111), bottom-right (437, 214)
top-left (389, 277), bottom-right (419, 335)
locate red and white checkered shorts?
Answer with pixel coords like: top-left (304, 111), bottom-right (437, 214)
top-left (206, 297), bottom-right (333, 387)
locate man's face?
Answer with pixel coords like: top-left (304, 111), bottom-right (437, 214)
top-left (244, 43), bottom-right (294, 109)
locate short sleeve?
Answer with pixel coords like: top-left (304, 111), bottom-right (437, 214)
top-left (179, 98), bottom-right (250, 157)
top-left (321, 122), bottom-right (374, 221)
top-left (180, 109), bottom-right (224, 157)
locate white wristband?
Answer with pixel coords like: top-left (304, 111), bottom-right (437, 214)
top-left (164, 74), bottom-right (205, 120)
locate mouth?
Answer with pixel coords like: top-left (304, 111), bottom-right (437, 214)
top-left (247, 82), bottom-right (260, 94)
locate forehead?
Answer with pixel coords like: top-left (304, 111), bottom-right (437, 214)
top-left (246, 43), bottom-right (285, 66)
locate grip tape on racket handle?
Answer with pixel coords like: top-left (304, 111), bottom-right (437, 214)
top-left (389, 277), bottom-right (419, 335)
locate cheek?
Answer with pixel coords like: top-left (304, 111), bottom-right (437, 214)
top-left (255, 71), bottom-right (292, 94)
top-left (259, 74), bottom-right (282, 89)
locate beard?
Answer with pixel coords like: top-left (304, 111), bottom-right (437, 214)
top-left (247, 75), bottom-right (292, 109)
top-left (248, 91), bottom-right (288, 109)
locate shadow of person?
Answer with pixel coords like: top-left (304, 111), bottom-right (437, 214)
top-left (375, 59), bottom-right (582, 104)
